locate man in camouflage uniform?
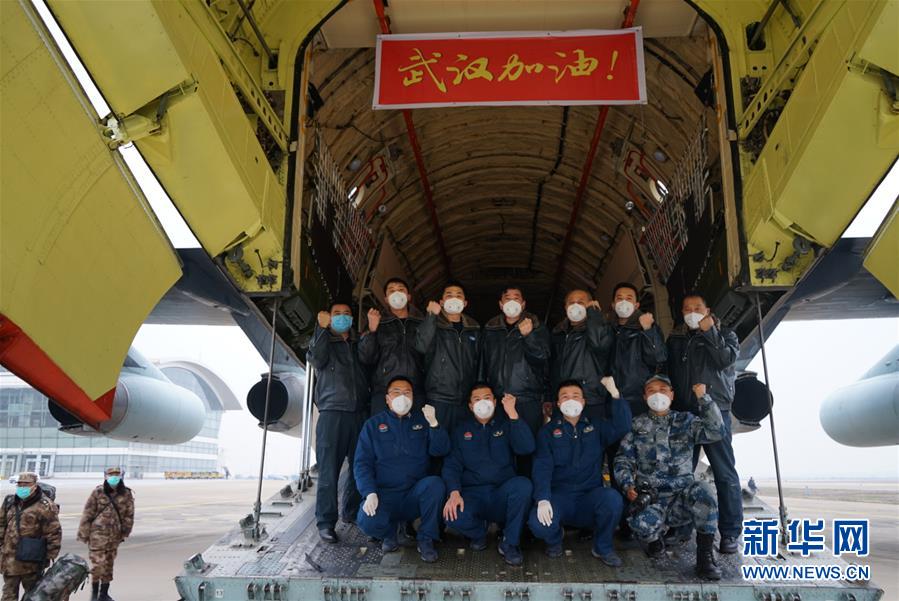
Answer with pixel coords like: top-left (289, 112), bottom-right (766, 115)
top-left (0, 472), bottom-right (61, 600)
top-left (613, 375), bottom-right (724, 580)
top-left (77, 467), bottom-right (134, 601)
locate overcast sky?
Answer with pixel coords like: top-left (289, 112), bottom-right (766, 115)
top-left (29, 0), bottom-right (899, 481)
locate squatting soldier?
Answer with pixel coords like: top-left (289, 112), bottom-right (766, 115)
top-left (77, 467), bottom-right (135, 601)
top-left (0, 472), bottom-right (61, 600)
top-left (614, 376), bottom-right (724, 580)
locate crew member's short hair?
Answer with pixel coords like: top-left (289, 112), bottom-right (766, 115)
top-left (386, 375), bottom-right (414, 390)
top-left (557, 380), bottom-right (584, 396)
top-left (468, 381), bottom-right (493, 397)
top-left (499, 285), bottom-right (524, 298)
top-left (612, 282), bottom-right (640, 298)
top-left (383, 277), bottom-right (410, 294)
top-left (682, 291), bottom-right (708, 305)
top-left (444, 279), bottom-right (467, 297)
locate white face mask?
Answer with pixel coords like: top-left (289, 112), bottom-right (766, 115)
top-left (443, 298), bottom-right (465, 315)
top-left (559, 400), bottom-right (583, 418)
top-left (502, 300), bottom-right (522, 319)
top-left (647, 393), bottom-right (672, 413)
top-left (614, 300), bottom-right (635, 319)
top-left (389, 394), bottom-right (413, 416)
top-left (684, 312), bottom-right (705, 330)
top-left (566, 303), bottom-right (587, 323)
top-left (388, 291), bottom-right (408, 310)
top-left (472, 400), bottom-right (495, 420)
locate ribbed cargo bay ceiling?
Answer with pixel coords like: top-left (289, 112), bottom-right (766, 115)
top-left (304, 0), bottom-right (715, 313)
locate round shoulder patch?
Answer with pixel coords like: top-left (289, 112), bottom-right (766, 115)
top-left (552, 428), bottom-right (563, 438)
top-left (378, 423), bottom-right (389, 433)
top-left (463, 431), bottom-right (473, 441)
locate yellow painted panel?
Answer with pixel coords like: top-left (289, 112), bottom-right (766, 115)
top-left (863, 201), bottom-right (899, 299)
top-left (0, 0), bottom-right (181, 397)
top-left (46, 0), bottom-right (189, 117)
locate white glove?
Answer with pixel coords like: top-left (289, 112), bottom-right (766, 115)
top-left (422, 404), bottom-right (438, 427)
top-left (363, 493), bottom-right (379, 517)
top-left (537, 500), bottom-right (554, 527)
top-left (601, 376), bottom-right (620, 399)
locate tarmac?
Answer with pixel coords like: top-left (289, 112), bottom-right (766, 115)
top-left (0, 478), bottom-right (895, 601)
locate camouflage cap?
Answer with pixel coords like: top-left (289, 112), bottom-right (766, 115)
top-left (104, 466), bottom-right (123, 476)
top-left (16, 472), bottom-right (38, 484)
top-left (643, 374), bottom-right (672, 389)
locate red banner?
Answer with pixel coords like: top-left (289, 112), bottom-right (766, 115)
top-left (374, 29), bottom-right (646, 109)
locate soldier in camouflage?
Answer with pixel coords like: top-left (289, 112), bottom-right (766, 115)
top-left (613, 375), bottom-right (724, 580)
top-left (0, 472), bottom-right (62, 600)
top-left (77, 467), bottom-right (134, 601)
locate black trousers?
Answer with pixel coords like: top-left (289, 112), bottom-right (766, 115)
top-left (315, 410), bottom-right (365, 530)
top-left (514, 398), bottom-right (544, 477)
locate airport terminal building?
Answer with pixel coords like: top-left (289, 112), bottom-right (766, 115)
top-left (0, 361), bottom-right (240, 479)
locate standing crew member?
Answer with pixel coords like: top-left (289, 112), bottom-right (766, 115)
top-left (354, 376), bottom-right (450, 563)
top-left (614, 377), bottom-right (723, 580)
top-left (77, 467), bottom-right (134, 601)
top-left (667, 292), bottom-right (742, 554)
top-left (607, 282), bottom-right (667, 495)
top-left (308, 302), bottom-right (370, 543)
top-left (550, 289), bottom-right (613, 423)
top-left (1, 472), bottom-right (61, 600)
top-left (482, 286), bottom-right (551, 442)
top-left (414, 281), bottom-right (482, 431)
top-left (442, 384), bottom-right (535, 566)
top-left (609, 282), bottom-right (667, 418)
top-left (360, 277), bottom-right (425, 415)
top-left (527, 380), bottom-right (630, 566)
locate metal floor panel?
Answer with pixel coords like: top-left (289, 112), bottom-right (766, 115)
top-left (177, 480), bottom-right (884, 600)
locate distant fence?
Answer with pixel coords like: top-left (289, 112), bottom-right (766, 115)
top-left (163, 471), bottom-right (224, 480)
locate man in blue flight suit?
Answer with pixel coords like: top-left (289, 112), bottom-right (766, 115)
top-left (442, 383), bottom-right (535, 566)
top-left (354, 376), bottom-right (451, 563)
top-left (360, 277), bottom-right (425, 416)
top-left (414, 281), bottom-right (482, 432)
top-left (667, 292), bottom-right (742, 554)
top-left (307, 302), bottom-right (370, 544)
top-left (528, 379), bottom-right (631, 566)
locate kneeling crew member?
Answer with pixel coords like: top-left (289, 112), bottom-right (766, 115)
top-left (528, 379), bottom-right (631, 566)
top-left (77, 467), bottom-right (135, 601)
top-left (614, 376), bottom-right (724, 580)
top-left (0, 472), bottom-right (61, 601)
top-left (355, 376), bottom-right (450, 563)
top-left (442, 384), bottom-right (535, 566)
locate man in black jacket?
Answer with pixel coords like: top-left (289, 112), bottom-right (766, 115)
top-left (360, 277), bottom-right (425, 416)
top-left (307, 301), bottom-right (370, 543)
top-left (609, 282), bottom-right (667, 418)
top-left (667, 292), bottom-right (742, 554)
top-left (482, 286), bottom-right (551, 437)
top-left (550, 289), bottom-right (613, 423)
top-left (414, 281), bottom-right (481, 432)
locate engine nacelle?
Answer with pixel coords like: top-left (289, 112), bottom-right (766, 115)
top-left (246, 372), bottom-right (306, 437)
top-left (49, 354), bottom-right (207, 444)
top-left (820, 373), bottom-right (899, 447)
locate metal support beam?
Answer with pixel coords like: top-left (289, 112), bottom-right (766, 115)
top-left (550, 0), bottom-right (639, 304)
top-left (372, 0), bottom-right (452, 278)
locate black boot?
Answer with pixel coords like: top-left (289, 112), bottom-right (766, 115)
top-left (91, 582), bottom-right (99, 601)
top-left (646, 538), bottom-right (665, 559)
top-left (696, 533), bottom-right (722, 580)
top-left (99, 582), bottom-right (116, 601)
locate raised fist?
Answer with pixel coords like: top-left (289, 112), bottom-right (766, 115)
top-left (317, 311), bottom-right (331, 328)
top-left (692, 383), bottom-right (707, 399)
top-left (518, 317), bottom-right (533, 337)
top-left (422, 404), bottom-right (438, 427)
top-left (699, 314), bottom-right (714, 332)
top-left (427, 301), bottom-right (441, 316)
top-left (367, 308), bottom-right (381, 331)
top-left (501, 394), bottom-right (518, 420)
top-left (639, 312), bottom-right (654, 331)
